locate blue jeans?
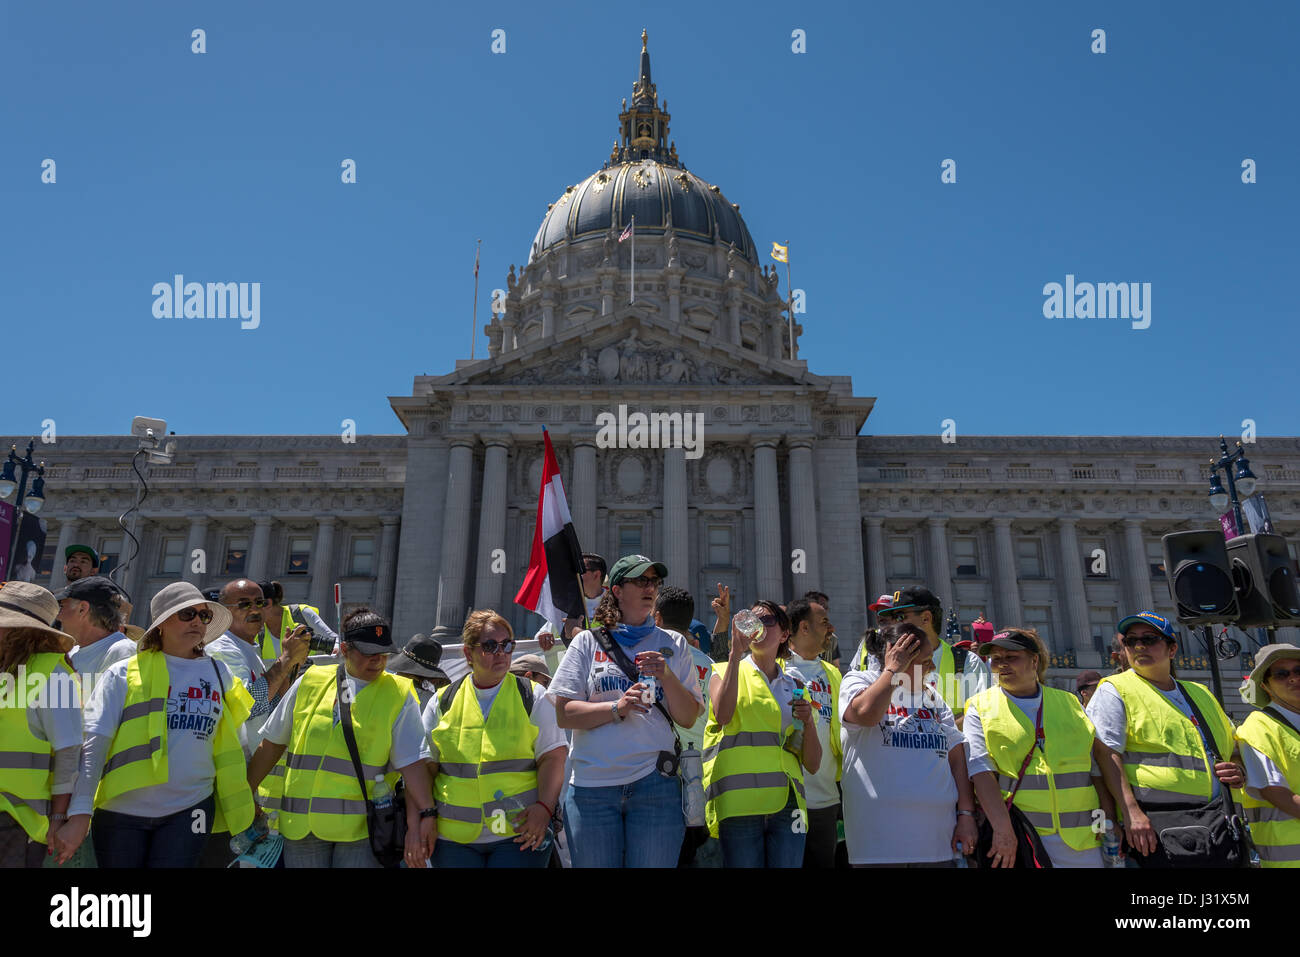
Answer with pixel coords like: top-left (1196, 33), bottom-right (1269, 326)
top-left (93, 794), bottom-right (215, 868)
top-left (433, 837), bottom-right (551, 868)
top-left (718, 789), bottom-right (806, 868)
top-left (565, 770), bottom-right (684, 868)
top-left (283, 834), bottom-right (380, 868)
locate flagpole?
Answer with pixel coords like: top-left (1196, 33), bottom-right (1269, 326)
top-left (629, 215), bottom-right (635, 305)
top-left (470, 238), bottom-right (482, 360)
top-left (783, 239), bottom-right (794, 359)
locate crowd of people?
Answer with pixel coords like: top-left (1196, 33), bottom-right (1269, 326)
top-left (0, 541), bottom-right (1297, 869)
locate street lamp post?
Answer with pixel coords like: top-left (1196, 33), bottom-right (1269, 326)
top-left (0, 441), bottom-right (48, 579)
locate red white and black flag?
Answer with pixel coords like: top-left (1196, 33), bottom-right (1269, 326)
top-left (515, 427), bottom-right (586, 628)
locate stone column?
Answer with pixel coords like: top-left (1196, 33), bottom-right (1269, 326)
top-left (117, 519), bottom-right (149, 607)
top-left (391, 433), bottom-right (450, 641)
top-left (309, 517), bottom-right (336, 610)
top-left (572, 441), bottom-right (597, 549)
top-left (812, 434), bottom-right (868, 657)
top-left (1056, 518), bottom-right (1091, 654)
top-left (375, 517), bottom-right (400, 618)
top-left (927, 517), bottom-right (953, 615)
top-left (473, 439), bottom-right (511, 611)
top-left (663, 447), bottom-right (689, 588)
top-left (47, 519), bottom-right (80, 592)
top-left (1124, 519), bottom-right (1155, 612)
top-left (751, 439), bottom-right (783, 599)
top-left (434, 439), bottom-right (477, 634)
top-left (245, 515), bottom-right (273, 583)
top-left (991, 518), bottom-right (1023, 627)
top-left (865, 518), bottom-right (887, 602)
top-left (787, 436), bottom-right (820, 593)
top-left (182, 517), bottom-right (210, 585)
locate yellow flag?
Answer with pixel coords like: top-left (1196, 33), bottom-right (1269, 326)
top-left (770, 241), bottom-right (788, 263)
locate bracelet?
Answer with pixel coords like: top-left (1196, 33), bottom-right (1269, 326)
top-left (48, 813), bottom-right (68, 822)
top-left (610, 700), bottom-right (623, 722)
top-left (418, 807), bottom-right (437, 820)
top-left (533, 800), bottom-right (555, 818)
top-left (956, 809), bottom-right (975, 818)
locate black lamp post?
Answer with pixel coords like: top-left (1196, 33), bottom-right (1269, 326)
top-left (0, 441), bottom-right (48, 578)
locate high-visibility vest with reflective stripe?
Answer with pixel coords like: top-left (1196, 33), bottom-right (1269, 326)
top-left (0, 653), bottom-right (67, 842)
top-left (97, 650), bottom-right (256, 835)
top-left (702, 660), bottom-right (807, 838)
top-left (259, 604), bottom-right (321, 663)
top-left (279, 665), bottom-right (413, 842)
top-left (968, 685), bottom-right (1101, 851)
top-left (430, 677), bottom-right (540, 844)
top-left (807, 658), bottom-right (843, 780)
top-left (1097, 670), bottom-right (1236, 807)
top-left (1235, 708), bottom-right (1300, 867)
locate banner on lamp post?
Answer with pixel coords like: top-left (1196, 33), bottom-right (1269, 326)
top-left (1218, 511), bottom-right (1239, 541)
top-left (0, 502), bottom-right (13, 580)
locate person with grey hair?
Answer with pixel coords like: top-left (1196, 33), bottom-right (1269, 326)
top-left (55, 576), bottom-right (136, 688)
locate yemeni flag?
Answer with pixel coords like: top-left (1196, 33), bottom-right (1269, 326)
top-left (514, 427), bottom-right (586, 629)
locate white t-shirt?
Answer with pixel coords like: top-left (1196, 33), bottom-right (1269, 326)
top-left (1087, 680), bottom-right (1221, 799)
top-left (548, 626), bottom-right (703, 787)
top-left (534, 592), bottom-right (603, 643)
top-left (965, 687), bottom-right (1102, 868)
top-left (838, 666), bottom-right (964, 864)
top-left (663, 630), bottom-right (714, 753)
top-left (82, 654), bottom-right (238, 818)
top-left (69, 632), bottom-right (136, 689)
top-left (1241, 702), bottom-right (1300, 799)
top-left (259, 671), bottom-right (430, 771)
top-left (206, 632), bottom-right (271, 756)
top-left (784, 651), bottom-right (841, 810)
top-left (422, 677), bottom-right (567, 844)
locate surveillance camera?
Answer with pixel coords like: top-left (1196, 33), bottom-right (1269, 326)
top-left (131, 417), bottom-right (167, 439)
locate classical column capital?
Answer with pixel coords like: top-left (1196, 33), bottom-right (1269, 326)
top-left (865, 516), bottom-right (884, 529)
top-left (1057, 515), bottom-right (1079, 528)
top-left (926, 516), bottom-right (948, 528)
top-left (380, 516), bottom-right (399, 527)
top-left (448, 435), bottom-right (478, 450)
top-left (316, 516), bottom-right (337, 528)
top-left (991, 517), bottom-right (1014, 529)
top-left (482, 435), bottom-right (514, 451)
top-left (785, 433), bottom-right (816, 450)
top-left (251, 515), bottom-right (272, 527)
top-left (1123, 517), bottom-right (1145, 529)
top-left (749, 436), bottom-right (779, 452)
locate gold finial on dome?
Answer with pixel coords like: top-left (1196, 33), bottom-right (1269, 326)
top-left (642, 29), bottom-right (648, 51)
top-left (617, 30), bottom-right (675, 167)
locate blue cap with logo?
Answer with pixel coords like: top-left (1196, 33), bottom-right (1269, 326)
top-left (1116, 611), bottom-right (1177, 641)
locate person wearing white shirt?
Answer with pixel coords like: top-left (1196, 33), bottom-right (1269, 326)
top-left (55, 576), bottom-right (136, 690)
top-left (1234, 643), bottom-right (1300, 868)
top-left (534, 552), bottom-right (607, 651)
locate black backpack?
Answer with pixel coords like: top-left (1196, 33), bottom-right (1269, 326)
top-left (438, 673), bottom-right (535, 718)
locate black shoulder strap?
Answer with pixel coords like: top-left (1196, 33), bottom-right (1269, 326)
top-left (514, 673), bottom-right (535, 715)
top-left (438, 675), bottom-right (468, 718)
top-left (952, 645), bottom-right (969, 671)
top-left (1176, 680), bottom-right (1242, 819)
top-left (210, 658), bottom-right (227, 700)
top-left (1257, 706), bottom-right (1300, 737)
top-left (593, 626), bottom-right (681, 755)
top-left (336, 663), bottom-right (372, 806)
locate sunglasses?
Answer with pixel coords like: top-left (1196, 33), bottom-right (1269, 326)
top-left (1121, 633), bottom-right (1170, 649)
top-left (755, 613), bottom-right (778, 627)
top-left (1267, 666), bottom-right (1300, 682)
top-left (476, 638), bottom-right (516, 655)
top-left (177, 607), bottom-right (214, 624)
top-left (222, 597), bottom-right (268, 612)
top-left (623, 576), bottom-right (662, 589)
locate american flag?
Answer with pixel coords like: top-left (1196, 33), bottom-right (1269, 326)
top-left (619, 219), bottom-right (633, 242)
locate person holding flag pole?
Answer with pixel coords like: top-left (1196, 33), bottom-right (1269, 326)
top-left (771, 241), bottom-right (794, 358)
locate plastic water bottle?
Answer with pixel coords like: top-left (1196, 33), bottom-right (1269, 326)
top-left (371, 774), bottom-right (393, 810)
top-left (1101, 820), bottom-right (1122, 867)
top-left (953, 840), bottom-right (969, 868)
top-left (640, 673), bottom-right (657, 706)
top-left (228, 817), bottom-right (270, 855)
top-left (493, 789), bottom-right (551, 851)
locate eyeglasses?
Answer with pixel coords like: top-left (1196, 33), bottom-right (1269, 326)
top-left (222, 598), bottom-right (268, 612)
top-left (624, 576), bottom-right (661, 590)
top-left (1267, 666), bottom-right (1300, 682)
top-left (1121, 633), bottom-right (1169, 649)
top-left (755, 614), bottom-right (778, 627)
top-left (176, 607), bottom-right (215, 624)
top-left (476, 638), bottom-right (516, 655)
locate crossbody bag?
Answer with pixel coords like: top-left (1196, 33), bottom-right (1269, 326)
top-left (975, 698), bottom-right (1053, 868)
top-left (336, 664), bottom-right (406, 868)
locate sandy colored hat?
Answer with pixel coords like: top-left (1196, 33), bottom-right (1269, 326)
top-left (1241, 643), bottom-right (1300, 707)
top-left (143, 581), bottom-right (232, 645)
top-left (0, 581), bottom-right (75, 651)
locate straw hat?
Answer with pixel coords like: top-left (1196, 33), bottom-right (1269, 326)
top-left (0, 581), bottom-right (76, 651)
top-left (142, 582), bottom-right (232, 645)
top-left (1241, 643), bottom-right (1300, 707)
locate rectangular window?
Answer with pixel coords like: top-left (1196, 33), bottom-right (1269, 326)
top-left (707, 526), bottom-right (732, 567)
top-left (1147, 541), bottom-right (1167, 579)
top-left (1024, 606), bottom-right (1052, 645)
top-left (349, 536), bottom-right (375, 577)
top-left (287, 536), bottom-right (312, 575)
top-left (1090, 606), bottom-right (1118, 656)
top-left (888, 536), bottom-right (915, 578)
top-left (98, 536), bottom-right (123, 579)
top-left (619, 525), bottom-right (642, 556)
top-left (1082, 538), bottom-right (1108, 577)
top-left (159, 537), bottom-right (185, 576)
top-left (38, 540), bottom-right (57, 578)
top-left (223, 537), bottom-right (249, 577)
top-left (952, 537), bottom-right (979, 577)
top-left (1016, 538), bottom-right (1044, 578)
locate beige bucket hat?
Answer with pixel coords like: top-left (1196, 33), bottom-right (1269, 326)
top-left (0, 581), bottom-right (76, 651)
top-left (142, 581), bottom-right (232, 645)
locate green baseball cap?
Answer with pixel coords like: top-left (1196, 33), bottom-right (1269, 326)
top-left (65, 544), bottom-right (100, 566)
top-left (606, 554), bottom-right (668, 588)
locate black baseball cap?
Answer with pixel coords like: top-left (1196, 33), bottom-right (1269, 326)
top-left (979, 629), bottom-right (1039, 657)
top-left (343, 618), bottom-right (397, 655)
top-left (53, 575), bottom-right (126, 605)
top-left (887, 585), bottom-right (942, 616)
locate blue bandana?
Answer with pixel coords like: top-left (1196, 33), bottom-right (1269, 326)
top-left (612, 614), bottom-right (656, 647)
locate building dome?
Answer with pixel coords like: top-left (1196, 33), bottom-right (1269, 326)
top-left (528, 31), bottom-right (759, 267)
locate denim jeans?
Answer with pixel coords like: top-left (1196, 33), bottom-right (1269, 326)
top-left (283, 834), bottom-right (380, 868)
top-left (718, 788), bottom-right (806, 868)
top-left (92, 794), bottom-right (215, 868)
top-left (432, 837), bottom-right (551, 868)
top-left (565, 770), bottom-right (684, 868)
top-left (802, 803), bottom-right (840, 868)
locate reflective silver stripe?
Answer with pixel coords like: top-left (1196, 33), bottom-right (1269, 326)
top-left (705, 770), bottom-right (790, 801)
top-left (284, 753), bottom-right (384, 779)
top-left (260, 796), bottom-right (282, 811)
top-left (480, 759), bottom-right (537, 775)
top-left (281, 797), bottom-right (311, 813)
top-left (1132, 785), bottom-right (1202, 805)
top-left (1022, 809), bottom-right (1055, 829)
top-left (1056, 809), bottom-right (1098, 829)
top-left (269, 764), bottom-right (286, 778)
top-left (103, 737), bottom-right (162, 775)
top-left (1245, 806), bottom-right (1295, 825)
top-left (0, 752), bottom-right (52, 771)
top-left (1015, 774), bottom-right (1051, 791)
top-left (0, 791), bottom-right (50, 815)
top-left (1000, 771), bottom-right (1091, 792)
top-left (120, 698), bottom-right (164, 723)
top-left (285, 752), bottom-right (322, 772)
top-left (436, 801), bottom-right (483, 824)
top-left (438, 762), bottom-right (479, 779)
top-left (1124, 751), bottom-right (1205, 772)
top-left (281, 796), bottom-right (367, 815)
top-left (484, 788), bottom-right (539, 818)
top-left (1257, 843), bottom-right (1300, 862)
top-left (702, 731), bottom-right (782, 762)
top-left (1053, 772), bottom-right (1095, 790)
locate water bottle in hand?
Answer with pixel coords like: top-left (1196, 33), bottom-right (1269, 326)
top-left (639, 673), bottom-right (657, 706)
top-left (1101, 820), bottom-right (1122, 867)
top-left (228, 817), bottom-right (270, 856)
top-left (371, 775), bottom-right (393, 810)
top-left (493, 789), bottom-right (550, 851)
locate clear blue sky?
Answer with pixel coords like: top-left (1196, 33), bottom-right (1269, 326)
top-left (2, 1), bottom-right (1295, 440)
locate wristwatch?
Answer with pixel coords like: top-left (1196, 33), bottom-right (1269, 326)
top-left (610, 700), bottom-right (623, 722)
top-left (419, 807), bottom-right (437, 820)
top-left (956, 809), bottom-right (975, 818)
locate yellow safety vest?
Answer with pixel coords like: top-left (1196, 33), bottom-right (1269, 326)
top-left (430, 676), bottom-right (540, 844)
top-left (805, 659), bottom-right (843, 780)
top-left (0, 653), bottom-right (69, 842)
top-left (255, 605), bottom-right (319, 811)
top-left (97, 650), bottom-right (255, 835)
top-left (968, 685), bottom-right (1102, 851)
top-left (1097, 670), bottom-right (1237, 807)
top-left (703, 660), bottom-right (808, 838)
top-left (1235, 708), bottom-right (1300, 867)
top-left (259, 604), bottom-right (321, 663)
top-left (279, 665), bottom-right (413, 842)
top-left (859, 639), bottom-right (968, 715)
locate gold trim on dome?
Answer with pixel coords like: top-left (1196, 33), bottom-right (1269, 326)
top-left (709, 184), bottom-right (720, 193)
top-left (591, 172), bottom-right (609, 194)
top-left (632, 165), bottom-right (654, 189)
top-left (555, 184), bottom-right (576, 208)
top-left (674, 172), bottom-right (691, 192)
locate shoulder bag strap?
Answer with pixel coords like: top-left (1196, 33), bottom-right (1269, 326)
top-left (210, 658), bottom-right (227, 700)
top-left (438, 675), bottom-right (467, 719)
top-left (335, 663), bottom-right (373, 807)
top-left (1177, 681), bottom-right (1242, 820)
top-left (1258, 706), bottom-right (1300, 736)
top-left (593, 626), bottom-right (681, 756)
top-left (1004, 698), bottom-right (1045, 809)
